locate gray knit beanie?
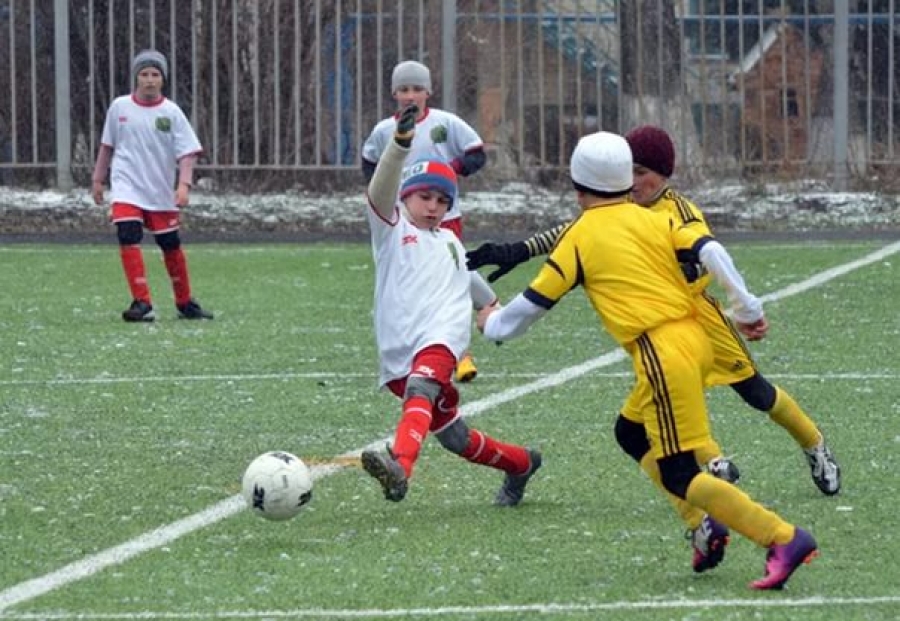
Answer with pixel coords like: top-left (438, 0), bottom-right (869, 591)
top-left (132, 49), bottom-right (168, 84)
top-left (391, 60), bottom-right (431, 93)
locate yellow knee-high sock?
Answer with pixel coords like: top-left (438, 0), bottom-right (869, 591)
top-left (768, 386), bottom-right (821, 450)
top-left (639, 453), bottom-right (705, 530)
top-left (686, 472), bottom-right (794, 546)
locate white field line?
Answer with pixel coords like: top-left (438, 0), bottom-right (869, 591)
top-left (1, 239), bottom-right (899, 613)
top-left (1, 370), bottom-right (898, 387)
top-left (1, 596), bottom-right (900, 620)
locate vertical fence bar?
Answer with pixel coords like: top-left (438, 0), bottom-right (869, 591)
top-left (252, 0), bottom-right (260, 165)
top-left (54, 0), bottom-right (71, 188)
top-left (335, 0), bottom-right (343, 165)
top-left (190, 0), bottom-right (198, 128)
top-left (7, 0), bottom-right (16, 164)
top-left (832, 0), bottom-right (849, 190)
top-left (231, 0), bottom-right (238, 165)
top-left (889, 0), bottom-right (896, 160)
top-left (273, 0), bottom-right (280, 166)
top-left (28, 0), bottom-right (35, 163)
top-left (211, 0), bottom-right (219, 165)
top-left (375, 0), bottom-right (384, 122)
top-left (169, 0), bottom-right (176, 102)
top-left (515, 0), bottom-right (524, 168)
top-left (354, 0), bottom-right (362, 165)
top-left (294, 0), bottom-right (301, 166)
top-left (314, 0), bottom-right (322, 165)
top-left (442, 0), bottom-right (456, 111)
top-left (866, 5), bottom-right (873, 164)
top-left (88, 0), bottom-right (96, 164)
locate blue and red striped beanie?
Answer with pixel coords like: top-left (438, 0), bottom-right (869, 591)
top-left (399, 159), bottom-right (458, 210)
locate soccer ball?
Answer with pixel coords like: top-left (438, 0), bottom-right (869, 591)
top-left (241, 451), bottom-right (313, 521)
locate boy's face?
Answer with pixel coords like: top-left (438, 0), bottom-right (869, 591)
top-left (393, 85), bottom-right (429, 115)
top-left (631, 164), bottom-right (667, 206)
top-left (135, 67), bottom-right (164, 101)
top-left (403, 188), bottom-right (451, 230)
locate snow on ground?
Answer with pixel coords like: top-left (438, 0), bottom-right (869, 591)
top-left (0, 179), bottom-right (898, 242)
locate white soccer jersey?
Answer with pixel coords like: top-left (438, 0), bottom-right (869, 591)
top-left (100, 95), bottom-right (202, 211)
top-left (366, 202), bottom-right (472, 386)
top-left (362, 108), bottom-right (482, 223)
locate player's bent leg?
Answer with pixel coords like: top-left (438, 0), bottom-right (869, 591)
top-left (392, 375), bottom-right (439, 473)
top-left (657, 452), bottom-right (730, 573)
top-left (733, 375), bottom-right (841, 494)
top-left (664, 457), bottom-right (817, 588)
top-left (434, 418), bottom-right (540, 507)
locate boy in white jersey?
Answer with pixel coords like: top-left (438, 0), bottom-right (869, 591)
top-left (362, 60), bottom-right (492, 383)
top-left (360, 103), bottom-right (540, 507)
top-left (91, 49), bottom-right (212, 322)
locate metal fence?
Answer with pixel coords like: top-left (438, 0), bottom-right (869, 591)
top-left (1, 0), bottom-right (898, 191)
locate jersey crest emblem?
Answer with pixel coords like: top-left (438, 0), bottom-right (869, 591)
top-left (155, 116), bottom-right (172, 132)
top-left (430, 124), bottom-right (448, 144)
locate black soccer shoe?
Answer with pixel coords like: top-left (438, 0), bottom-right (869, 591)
top-left (122, 299), bottom-right (156, 322)
top-left (177, 299), bottom-right (214, 320)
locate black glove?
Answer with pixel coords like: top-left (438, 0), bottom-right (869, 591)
top-left (394, 104), bottom-right (418, 148)
top-left (680, 261), bottom-right (706, 283)
top-left (466, 241), bottom-right (530, 282)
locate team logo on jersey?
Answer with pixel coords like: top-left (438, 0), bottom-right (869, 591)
top-left (430, 124), bottom-right (448, 144)
top-left (155, 117), bottom-right (172, 132)
top-left (402, 234), bottom-right (418, 246)
top-left (448, 243), bottom-right (460, 269)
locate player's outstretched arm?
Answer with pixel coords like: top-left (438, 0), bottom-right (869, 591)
top-left (697, 240), bottom-right (767, 340)
top-left (366, 104), bottom-right (418, 219)
top-left (466, 222), bottom-right (569, 282)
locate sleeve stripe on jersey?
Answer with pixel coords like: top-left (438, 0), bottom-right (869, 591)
top-left (636, 334), bottom-right (681, 455)
top-left (672, 193), bottom-right (702, 225)
top-left (689, 235), bottom-right (715, 258)
top-left (523, 287), bottom-right (557, 310)
top-left (699, 291), bottom-right (758, 370)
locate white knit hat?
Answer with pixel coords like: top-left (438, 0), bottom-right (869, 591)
top-left (391, 60), bottom-right (432, 93)
top-left (570, 131), bottom-right (633, 194)
top-left (132, 49), bottom-right (168, 83)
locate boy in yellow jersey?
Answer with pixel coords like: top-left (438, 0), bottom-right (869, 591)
top-left (477, 131), bottom-right (817, 590)
top-left (466, 125), bottom-right (841, 497)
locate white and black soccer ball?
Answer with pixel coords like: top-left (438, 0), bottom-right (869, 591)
top-left (241, 451), bottom-right (313, 521)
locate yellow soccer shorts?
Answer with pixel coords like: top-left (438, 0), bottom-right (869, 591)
top-left (622, 318), bottom-right (715, 460)
top-left (695, 291), bottom-right (757, 387)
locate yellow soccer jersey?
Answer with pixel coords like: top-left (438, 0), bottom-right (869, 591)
top-left (526, 201), bottom-right (708, 345)
top-left (650, 188), bottom-right (713, 294)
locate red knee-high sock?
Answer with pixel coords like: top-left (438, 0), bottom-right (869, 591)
top-left (162, 248), bottom-right (192, 306)
top-left (460, 429), bottom-right (530, 474)
top-left (391, 396), bottom-right (433, 477)
top-left (119, 245), bottom-right (151, 303)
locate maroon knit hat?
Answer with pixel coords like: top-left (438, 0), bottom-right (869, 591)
top-left (625, 125), bottom-right (675, 178)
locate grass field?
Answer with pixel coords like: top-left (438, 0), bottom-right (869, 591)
top-left (1, 239), bottom-right (899, 620)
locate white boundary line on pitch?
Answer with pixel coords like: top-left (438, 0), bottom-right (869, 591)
top-left (1, 596), bottom-right (900, 619)
top-left (2, 239), bottom-right (899, 613)
top-left (1, 370), bottom-right (899, 387)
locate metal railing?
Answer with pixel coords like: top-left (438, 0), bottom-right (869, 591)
top-left (0, 1), bottom-right (897, 191)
